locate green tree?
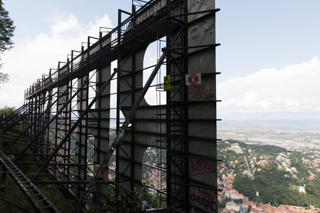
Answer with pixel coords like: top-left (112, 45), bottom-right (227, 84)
top-left (0, 105), bottom-right (14, 114)
top-left (218, 197), bottom-right (230, 211)
top-left (0, 1), bottom-right (15, 83)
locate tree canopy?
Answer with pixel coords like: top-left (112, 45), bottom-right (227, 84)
top-left (219, 140), bottom-right (320, 208)
top-left (0, 105), bottom-right (14, 114)
top-left (0, 1), bottom-right (15, 83)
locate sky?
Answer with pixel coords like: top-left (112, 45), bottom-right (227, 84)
top-left (0, 0), bottom-right (319, 122)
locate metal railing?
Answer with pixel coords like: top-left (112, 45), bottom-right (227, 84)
top-left (25, 0), bottom-right (171, 99)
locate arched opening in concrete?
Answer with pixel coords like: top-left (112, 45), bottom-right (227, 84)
top-left (143, 38), bottom-right (167, 106)
top-left (88, 70), bottom-right (97, 109)
top-left (108, 60), bottom-right (121, 180)
top-left (142, 147), bottom-right (167, 208)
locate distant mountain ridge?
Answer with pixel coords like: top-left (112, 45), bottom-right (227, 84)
top-left (218, 119), bottom-right (320, 130)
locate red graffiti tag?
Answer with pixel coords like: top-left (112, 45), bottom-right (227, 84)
top-left (190, 159), bottom-right (214, 176)
top-left (197, 188), bottom-right (214, 201)
top-left (190, 188), bottom-right (217, 212)
top-left (189, 80), bottom-right (213, 100)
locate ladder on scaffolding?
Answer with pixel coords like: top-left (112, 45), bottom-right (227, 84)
top-left (0, 150), bottom-right (60, 213)
top-left (72, 49), bottom-right (167, 213)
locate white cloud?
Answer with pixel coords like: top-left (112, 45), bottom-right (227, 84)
top-left (0, 14), bottom-right (113, 108)
top-left (2, 12), bottom-right (318, 122)
top-left (217, 57), bottom-right (320, 120)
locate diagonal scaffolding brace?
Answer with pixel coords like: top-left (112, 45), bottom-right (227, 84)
top-left (32, 70), bottom-right (118, 181)
top-left (72, 48), bottom-right (167, 213)
top-left (3, 90), bottom-right (67, 153)
top-left (12, 82), bottom-right (87, 162)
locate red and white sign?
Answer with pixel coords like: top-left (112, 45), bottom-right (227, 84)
top-left (186, 73), bottom-right (201, 86)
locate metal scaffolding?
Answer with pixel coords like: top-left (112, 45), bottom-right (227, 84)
top-left (0, 0), bottom-right (220, 212)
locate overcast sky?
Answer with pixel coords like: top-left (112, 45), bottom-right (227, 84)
top-left (0, 0), bottom-right (319, 121)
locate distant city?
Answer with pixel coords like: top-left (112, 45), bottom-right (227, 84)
top-left (217, 120), bottom-right (320, 213)
top-left (218, 120), bottom-right (320, 152)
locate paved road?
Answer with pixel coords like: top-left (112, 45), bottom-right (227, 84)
top-left (244, 155), bottom-right (252, 178)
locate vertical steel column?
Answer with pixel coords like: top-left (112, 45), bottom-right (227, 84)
top-left (166, 0), bottom-right (172, 208)
top-left (76, 45), bottom-right (85, 198)
top-left (116, 9), bottom-right (122, 194)
top-left (30, 97), bottom-right (36, 154)
top-left (84, 36), bottom-right (91, 184)
top-left (166, 0), bottom-right (190, 211)
top-left (33, 95), bottom-right (39, 155)
top-left (130, 50), bottom-right (136, 192)
top-left (54, 64), bottom-right (61, 176)
top-left (96, 32), bottom-right (103, 168)
top-left (44, 90), bottom-right (53, 161)
top-left (35, 92), bottom-right (45, 158)
top-left (182, 1), bottom-right (190, 209)
top-left (67, 53), bottom-right (74, 180)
